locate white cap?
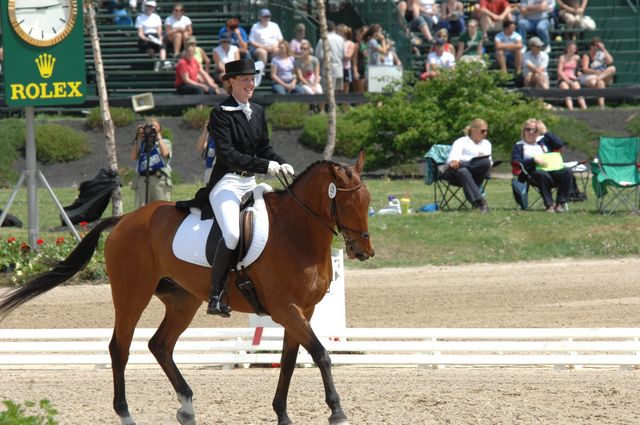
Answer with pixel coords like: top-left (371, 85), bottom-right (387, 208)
top-left (145, 1), bottom-right (157, 7)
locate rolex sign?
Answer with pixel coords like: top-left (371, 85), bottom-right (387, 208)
top-left (1, 0), bottom-right (87, 107)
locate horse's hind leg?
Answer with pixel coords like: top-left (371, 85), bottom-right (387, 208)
top-left (149, 280), bottom-right (202, 425)
top-left (273, 306), bottom-right (348, 425)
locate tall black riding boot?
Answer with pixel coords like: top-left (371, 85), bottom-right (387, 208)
top-left (206, 239), bottom-right (234, 317)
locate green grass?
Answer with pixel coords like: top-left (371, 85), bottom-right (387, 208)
top-left (1, 177), bottom-right (639, 272)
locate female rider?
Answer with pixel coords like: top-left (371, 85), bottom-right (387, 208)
top-left (180, 58), bottom-right (294, 316)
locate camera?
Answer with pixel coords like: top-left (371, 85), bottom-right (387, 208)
top-left (140, 124), bottom-right (157, 144)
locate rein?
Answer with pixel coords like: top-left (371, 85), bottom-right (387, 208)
top-left (276, 173), bottom-right (369, 250)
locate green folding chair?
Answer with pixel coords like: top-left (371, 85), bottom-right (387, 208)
top-left (591, 137), bottom-right (640, 214)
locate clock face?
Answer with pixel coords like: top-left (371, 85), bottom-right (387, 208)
top-left (8, 0), bottom-right (78, 47)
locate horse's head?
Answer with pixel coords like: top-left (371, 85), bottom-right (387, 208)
top-left (329, 150), bottom-right (375, 261)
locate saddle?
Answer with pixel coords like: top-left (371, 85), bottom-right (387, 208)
top-left (204, 192), bottom-right (268, 316)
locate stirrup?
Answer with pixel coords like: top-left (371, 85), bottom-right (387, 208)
top-left (207, 295), bottom-right (231, 317)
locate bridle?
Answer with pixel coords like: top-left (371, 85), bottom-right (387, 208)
top-left (276, 173), bottom-right (370, 251)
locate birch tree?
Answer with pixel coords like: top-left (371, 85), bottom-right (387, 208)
top-left (316, 0), bottom-right (337, 160)
top-left (85, 1), bottom-right (123, 216)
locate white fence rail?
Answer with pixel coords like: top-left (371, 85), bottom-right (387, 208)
top-left (1, 328), bottom-right (640, 368)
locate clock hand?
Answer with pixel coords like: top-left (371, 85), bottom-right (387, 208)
top-left (15, 3), bottom-right (63, 11)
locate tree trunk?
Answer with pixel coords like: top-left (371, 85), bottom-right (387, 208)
top-left (86, 1), bottom-right (123, 216)
top-left (316, 0), bottom-right (337, 160)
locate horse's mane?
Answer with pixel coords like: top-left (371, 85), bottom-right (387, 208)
top-left (272, 160), bottom-right (346, 194)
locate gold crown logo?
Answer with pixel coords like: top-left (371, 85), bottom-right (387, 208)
top-left (35, 53), bottom-right (56, 79)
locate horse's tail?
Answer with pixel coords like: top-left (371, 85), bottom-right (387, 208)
top-left (0, 216), bottom-right (122, 321)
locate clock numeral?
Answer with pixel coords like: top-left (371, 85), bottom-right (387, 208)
top-left (41, 30), bottom-right (44, 39)
top-left (28, 28), bottom-right (33, 35)
top-left (18, 19), bottom-right (24, 25)
top-left (59, 18), bottom-right (67, 23)
top-left (52, 27), bottom-right (57, 34)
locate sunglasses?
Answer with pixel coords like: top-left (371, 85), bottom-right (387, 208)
top-left (524, 128), bottom-right (537, 132)
top-left (479, 129), bottom-right (488, 134)
top-left (174, 8), bottom-right (183, 12)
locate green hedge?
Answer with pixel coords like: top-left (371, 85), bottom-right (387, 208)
top-left (182, 107), bottom-right (209, 129)
top-left (299, 113), bottom-right (367, 157)
top-left (0, 119), bottom-right (26, 186)
top-left (267, 102), bottom-right (309, 130)
top-left (86, 107), bottom-right (135, 129)
top-left (36, 124), bottom-right (89, 163)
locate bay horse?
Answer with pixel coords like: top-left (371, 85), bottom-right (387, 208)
top-left (0, 151), bottom-right (373, 425)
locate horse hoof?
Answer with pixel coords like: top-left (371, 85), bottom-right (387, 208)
top-left (177, 409), bottom-right (196, 425)
top-left (329, 416), bottom-right (349, 425)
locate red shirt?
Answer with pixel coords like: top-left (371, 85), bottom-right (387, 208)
top-left (175, 57), bottom-right (201, 87)
top-left (479, 0), bottom-right (509, 15)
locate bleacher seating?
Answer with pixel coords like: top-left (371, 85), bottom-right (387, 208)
top-left (0, 0), bottom-right (638, 106)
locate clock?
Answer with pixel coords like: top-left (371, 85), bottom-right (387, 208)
top-left (8, 0), bottom-right (78, 47)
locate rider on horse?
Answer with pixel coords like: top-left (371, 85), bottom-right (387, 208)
top-left (181, 58), bottom-right (294, 317)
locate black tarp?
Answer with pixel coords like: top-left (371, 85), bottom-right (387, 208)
top-left (61, 168), bottom-right (120, 225)
top-left (0, 210), bottom-right (23, 228)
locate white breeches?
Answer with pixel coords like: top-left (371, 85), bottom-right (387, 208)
top-left (209, 174), bottom-right (256, 250)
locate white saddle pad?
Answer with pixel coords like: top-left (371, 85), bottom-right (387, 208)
top-left (172, 183), bottom-right (272, 269)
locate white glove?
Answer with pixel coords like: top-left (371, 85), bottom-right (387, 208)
top-left (267, 161), bottom-right (281, 176)
top-left (280, 163), bottom-right (295, 176)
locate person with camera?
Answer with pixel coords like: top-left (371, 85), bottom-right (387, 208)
top-left (177, 58), bottom-right (294, 317)
top-left (130, 117), bottom-right (172, 208)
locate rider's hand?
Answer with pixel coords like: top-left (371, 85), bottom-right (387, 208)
top-left (280, 163), bottom-right (295, 176)
top-left (267, 161), bottom-right (281, 176)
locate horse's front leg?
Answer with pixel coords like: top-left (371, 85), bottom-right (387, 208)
top-left (272, 330), bottom-right (300, 425)
top-left (273, 305), bottom-right (348, 425)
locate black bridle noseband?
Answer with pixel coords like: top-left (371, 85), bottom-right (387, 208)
top-left (277, 173), bottom-right (369, 251)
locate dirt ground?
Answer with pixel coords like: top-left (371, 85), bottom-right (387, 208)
top-left (1, 257), bottom-right (640, 424)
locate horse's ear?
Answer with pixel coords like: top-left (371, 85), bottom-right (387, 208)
top-left (354, 150), bottom-right (366, 174)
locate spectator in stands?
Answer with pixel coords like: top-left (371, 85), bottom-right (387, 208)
top-left (557, 0), bottom-right (596, 30)
top-left (130, 117), bottom-right (172, 208)
top-left (213, 34), bottom-right (240, 83)
top-left (400, 0), bottom-right (435, 44)
top-left (421, 38), bottom-right (456, 80)
top-left (382, 39), bottom-right (403, 66)
top-left (516, 0), bottom-right (551, 51)
top-left (249, 8), bottom-right (283, 64)
top-left (290, 23), bottom-right (309, 58)
top-left (364, 24), bottom-right (389, 66)
top-left (557, 40), bottom-right (587, 110)
top-left (431, 28), bottom-right (456, 56)
top-left (271, 40), bottom-right (303, 95)
top-left (440, 0), bottom-right (466, 37)
top-left (523, 37), bottom-right (550, 89)
top-left (580, 37), bottom-right (616, 109)
top-left (353, 26), bottom-right (368, 93)
top-left (135, 0), bottom-right (168, 71)
top-left (511, 118), bottom-right (571, 212)
top-left (175, 44), bottom-right (222, 95)
top-left (164, 3), bottom-right (192, 58)
top-left (475, 0), bottom-right (513, 39)
top-left (337, 24), bottom-right (357, 92)
top-left (295, 40), bottom-right (323, 94)
top-left (494, 19), bottom-right (523, 74)
top-left (456, 19), bottom-right (484, 62)
top-left (444, 118), bottom-right (493, 213)
top-left (185, 36), bottom-right (211, 75)
top-left (219, 18), bottom-right (250, 59)
top-left (315, 21), bottom-right (345, 92)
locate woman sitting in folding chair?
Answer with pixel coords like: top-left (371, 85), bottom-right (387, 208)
top-left (511, 119), bottom-right (571, 213)
top-left (443, 118), bottom-right (492, 213)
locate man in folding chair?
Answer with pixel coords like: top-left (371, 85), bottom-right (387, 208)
top-left (442, 118), bottom-right (493, 213)
top-left (511, 118), bottom-right (571, 213)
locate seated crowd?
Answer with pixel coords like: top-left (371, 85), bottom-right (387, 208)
top-left (402, 0), bottom-right (614, 109)
top-left (104, 0), bottom-right (614, 107)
